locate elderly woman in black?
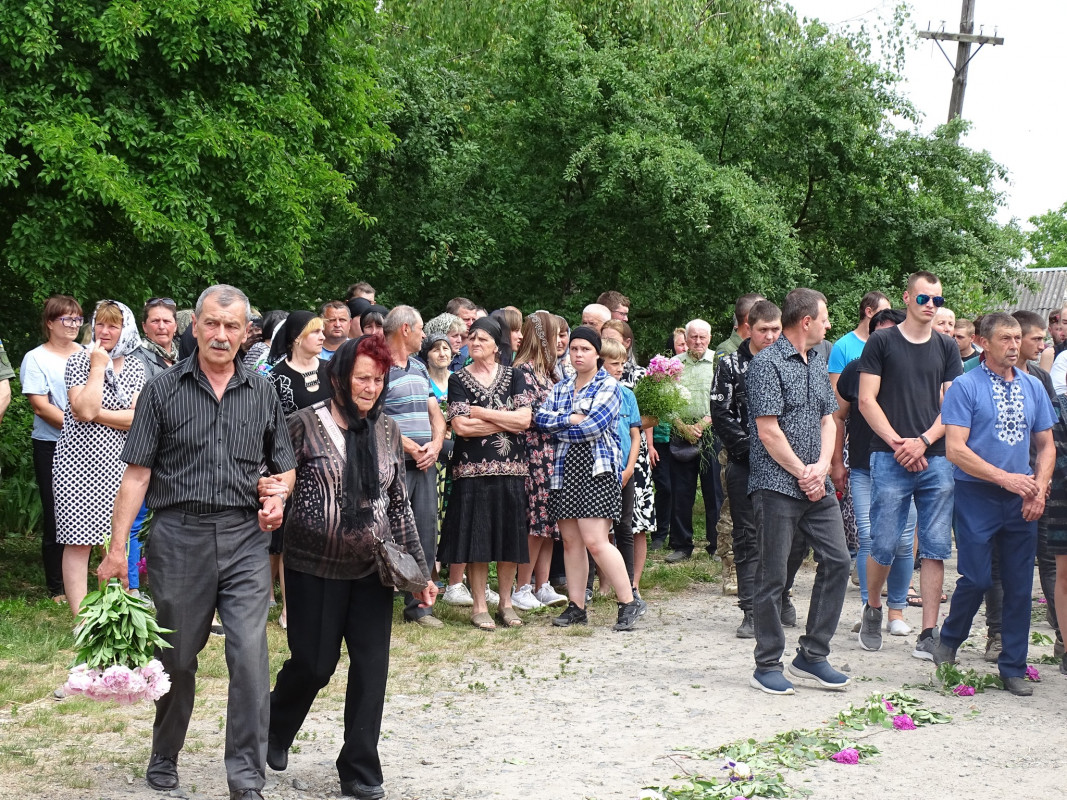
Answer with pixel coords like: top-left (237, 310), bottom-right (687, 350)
top-left (439, 316), bottom-right (533, 630)
top-left (266, 336), bottom-right (436, 800)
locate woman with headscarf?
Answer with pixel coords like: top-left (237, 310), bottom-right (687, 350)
top-left (266, 336), bottom-right (435, 800)
top-left (511, 311), bottom-right (569, 609)
top-left (534, 326), bottom-right (643, 631)
top-left (360, 306), bottom-right (387, 337)
top-left (439, 317), bottom-right (534, 630)
top-left (346, 297), bottom-right (372, 339)
top-left (244, 309), bottom-right (289, 373)
top-left (53, 300), bottom-right (146, 616)
top-left (424, 312), bottom-right (465, 359)
top-left (266, 311), bottom-right (332, 628)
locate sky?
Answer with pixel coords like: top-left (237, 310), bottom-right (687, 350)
top-left (785, 0), bottom-right (1066, 228)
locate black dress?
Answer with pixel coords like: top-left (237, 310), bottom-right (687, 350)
top-left (439, 365), bottom-right (533, 564)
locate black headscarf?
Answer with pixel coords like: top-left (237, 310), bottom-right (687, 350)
top-left (418, 332), bottom-right (452, 366)
top-left (268, 310), bottom-right (316, 364)
top-left (569, 325), bottom-right (602, 352)
top-left (469, 316), bottom-right (508, 363)
top-left (328, 336), bottom-right (388, 528)
top-left (346, 297), bottom-right (372, 319)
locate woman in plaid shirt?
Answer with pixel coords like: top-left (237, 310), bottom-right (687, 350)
top-left (534, 326), bottom-right (645, 632)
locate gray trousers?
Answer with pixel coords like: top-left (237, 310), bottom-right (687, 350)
top-left (752, 490), bottom-right (849, 672)
top-left (403, 461), bottom-right (438, 620)
top-left (148, 508), bottom-right (271, 792)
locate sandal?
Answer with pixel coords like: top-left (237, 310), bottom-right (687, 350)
top-left (495, 606), bottom-right (523, 628)
top-left (471, 611), bottom-right (496, 631)
top-left (906, 586), bottom-right (922, 607)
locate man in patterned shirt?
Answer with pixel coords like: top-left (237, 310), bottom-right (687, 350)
top-left (746, 288), bottom-right (851, 695)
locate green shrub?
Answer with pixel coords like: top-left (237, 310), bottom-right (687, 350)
top-left (0, 391), bottom-right (43, 537)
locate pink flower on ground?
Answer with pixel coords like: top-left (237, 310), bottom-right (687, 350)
top-left (952, 685), bottom-right (976, 696)
top-left (884, 700), bottom-right (895, 712)
top-left (831, 748), bottom-right (859, 764)
top-left (1037, 597), bottom-right (1047, 604)
top-left (1025, 665), bottom-right (1041, 682)
top-left (892, 714), bottom-right (917, 730)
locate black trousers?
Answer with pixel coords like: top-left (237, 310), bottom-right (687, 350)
top-left (270, 569), bottom-right (393, 787)
top-left (651, 440), bottom-right (672, 541)
top-left (32, 439), bottom-right (64, 596)
top-left (668, 446), bottom-right (723, 554)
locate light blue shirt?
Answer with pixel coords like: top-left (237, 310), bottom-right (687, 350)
top-left (827, 330), bottom-right (866, 374)
top-left (616, 386), bottom-right (642, 466)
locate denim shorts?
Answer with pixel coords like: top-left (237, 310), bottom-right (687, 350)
top-left (868, 451), bottom-right (954, 564)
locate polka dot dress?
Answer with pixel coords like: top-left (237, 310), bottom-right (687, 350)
top-left (52, 352), bottom-right (145, 546)
top-left (550, 441), bottom-right (622, 523)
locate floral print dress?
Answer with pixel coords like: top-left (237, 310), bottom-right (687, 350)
top-left (517, 363), bottom-right (560, 540)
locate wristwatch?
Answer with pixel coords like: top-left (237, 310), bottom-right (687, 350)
top-left (919, 434), bottom-right (932, 447)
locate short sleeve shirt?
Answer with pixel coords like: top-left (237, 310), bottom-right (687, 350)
top-left (616, 386), bottom-right (641, 465)
top-left (746, 336), bottom-right (837, 499)
top-left (385, 357), bottom-right (434, 446)
top-left (677, 349), bottom-right (715, 420)
top-left (20, 344), bottom-right (82, 441)
top-left (858, 327), bottom-right (962, 456)
top-left (836, 359), bottom-right (876, 471)
top-left (942, 366), bottom-right (1056, 483)
top-left (0, 337), bottom-right (14, 382)
top-left (827, 331), bottom-right (865, 374)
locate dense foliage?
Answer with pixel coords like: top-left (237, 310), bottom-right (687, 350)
top-left (1026, 201), bottom-right (1067, 268)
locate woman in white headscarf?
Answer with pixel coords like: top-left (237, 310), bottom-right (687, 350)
top-left (53, 300), bottom-right (145, 616)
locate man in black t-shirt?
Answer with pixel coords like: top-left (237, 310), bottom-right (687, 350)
top-left (856, 271), bottom-right (963, 657)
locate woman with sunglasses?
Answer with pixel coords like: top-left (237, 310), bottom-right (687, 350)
top-left (52, 300), bottom-right (146, 616)
top-left (19, 296), bottom-right (85, 603)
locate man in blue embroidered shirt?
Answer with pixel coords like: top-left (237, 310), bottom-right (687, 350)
top-left (745, 288), bottom-right (851, 695)
top-left (930, 313), bottom-right (1056, 697)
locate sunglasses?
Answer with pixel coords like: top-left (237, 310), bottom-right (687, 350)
top-left (57, 316), bottom-right (84, 328)
top-left (915, 294), bottom-right (945, 308)
top-left (145, 297), bottom-right (177, 310)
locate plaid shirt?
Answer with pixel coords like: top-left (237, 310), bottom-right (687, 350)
top-left (534, 368), bottom-right (622, 490)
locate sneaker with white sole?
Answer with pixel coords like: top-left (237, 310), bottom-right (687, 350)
top-left (442, 583), bottom-right (474, 607)
top-left (858, 603), bottom-right (883, 651)
top-left (486, 587), bottom-right (500, 605)
top-left (750, 669), bottom-right (795, 695)
top-left (511, 584), bottom-right (544, 611)
top-left (912, 628), bottom-right (943, 661)
top-left (536, 582), bottom-right (569, 607)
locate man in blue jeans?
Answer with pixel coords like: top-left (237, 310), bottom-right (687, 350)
top-left (930, 313), bottom-right (1055, 696)
top-left (857, 270), bottom-right (962, 656)
top-left (746, 288), bottom-right (851, 695)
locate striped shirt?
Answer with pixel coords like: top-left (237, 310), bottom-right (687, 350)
top-left (385, 357), bottom-right (433, 446)
top-left (121, 350), bottom-right (296, 513)
top-left (534, 368), bottom-right (622, 490)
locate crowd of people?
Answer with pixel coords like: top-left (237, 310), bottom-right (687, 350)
top-left (1, 272), bottom-right (1065, 799)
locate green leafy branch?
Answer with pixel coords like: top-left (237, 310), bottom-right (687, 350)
top-left (71, 579), bottom-right (172, 670)
top-left (933, 662), bottom-right (1003, 694)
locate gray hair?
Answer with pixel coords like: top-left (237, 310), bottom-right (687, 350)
top-left (582, 303), bottom-right (611, 323)
top-left (194, 285), bottom-right (251, 321)
top-left (384, 305), bottom-right (422, 336)
top-left (685, 319), bottom-right (711, 337)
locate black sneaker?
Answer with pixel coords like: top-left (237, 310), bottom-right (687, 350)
top-left (552, 601), bottom-right (588, 627)
top-left (780, 599), bottom-right (797, 628)
top-left (736, 610), bottom-right (754, 639)
top-left (614, 599), bottom-right (642, 631)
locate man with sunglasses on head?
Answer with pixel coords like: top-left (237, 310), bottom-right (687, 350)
top-left (130, 297), bottom-right (180, 380)
top-left (856, 270), bottom-right (962, 657)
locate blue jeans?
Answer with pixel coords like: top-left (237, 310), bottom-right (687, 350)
top-left (850, 469), bottom-right (914, 609)
top-left (869, 452), bottom-right (953, 564)
top-left (940, 481), bottom-right (1037, 678)
top-left (128, 503), bottom-right (149, 590)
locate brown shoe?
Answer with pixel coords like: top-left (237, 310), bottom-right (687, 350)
top-left (495, 606), bottom-right (523, 627)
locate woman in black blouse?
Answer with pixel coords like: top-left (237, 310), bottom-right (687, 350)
top-left (266, 336), bottom-right (435, 800)
top-left (439, 317), bottom-right (533, 630)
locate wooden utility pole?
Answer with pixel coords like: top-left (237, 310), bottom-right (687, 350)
top-left (918, 0), bottom-right (1004, 123)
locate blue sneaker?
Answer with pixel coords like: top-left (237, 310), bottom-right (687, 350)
top-left (749, 669), bottom-right (795, 695)
top-left (788, 651), bottom-right (850, 690)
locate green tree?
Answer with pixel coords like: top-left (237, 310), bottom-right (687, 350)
top-left (312, 0), bottom-right (1023, 350)
top-left (0, 0), bottom-right (392, 345)
top-left (1026, 201), bottom-right (1067, 268)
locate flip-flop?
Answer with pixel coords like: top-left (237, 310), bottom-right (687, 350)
top-left (906, 587), bottom-right (922, 607)
top-left (495, 606), bottom-right (523, 628)
top-left (471, 611), bottom-right (496, 631)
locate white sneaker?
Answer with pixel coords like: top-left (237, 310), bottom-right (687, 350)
top-left (511, 584), bottom-right (544, 611)
top-left (442, 583), bottom-right (474, 607)
top-left (888, 617), bottom-right (912, 636)
top-left (536, 582), bottom-right (569, 607)
top-left (486, 587), bottom-right (500, 605)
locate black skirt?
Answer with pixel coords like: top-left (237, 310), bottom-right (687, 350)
top-left (549, 442), bottom-right (622, 523)
top-left (439, 475), bottom-right (530, 563)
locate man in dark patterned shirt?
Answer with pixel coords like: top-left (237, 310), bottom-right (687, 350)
top-left (99, 285), bottom-right (296, 800)
top-left (745, 288), bottom-right (851, 695)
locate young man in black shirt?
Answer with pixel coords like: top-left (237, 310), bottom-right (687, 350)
top-left (856, 271), bottom-right (962, 657)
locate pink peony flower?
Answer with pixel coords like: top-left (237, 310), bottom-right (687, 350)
top-left (137, 557), bottom-right (148, 578)
top-left (145, 670), bottom-right (171, 701)
top-left (1025, 665), bottom-right (1041, 682)
top-left (892, 714), bottom-right (917, 730)
top-left (1037, 597), bottom-right (1047, 604)
top-left (100, 665), bottom-right (133, 693)
top-left (831, 748), bottom-right (859, 764)
top-left (884, 700), bottom-right (894, 712)
top-left (952, 684), bottom-right (976, 696)
top-left (64, 664), bottom-right (98, 695)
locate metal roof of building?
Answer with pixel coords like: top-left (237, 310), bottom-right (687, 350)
top-left (1003, 267), bottom-right (1067, 317)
